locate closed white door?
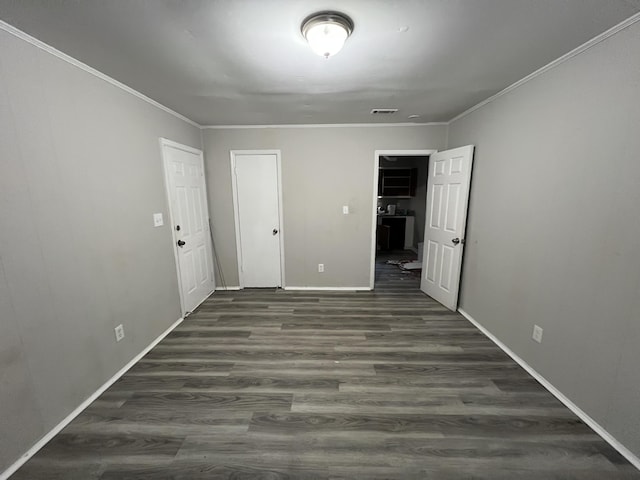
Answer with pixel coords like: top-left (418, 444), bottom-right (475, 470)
top-left (231, 152), bottom-right (283, 288)
top-left (421, 145), bottom-right (474, 310)
top-left (161, 140), bottom-right (215, 314)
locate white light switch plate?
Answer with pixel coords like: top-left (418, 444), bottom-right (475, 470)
top-left (153, 213), bottom-right (164, 227)
top-left (343, 205), bottom-right (349, 214)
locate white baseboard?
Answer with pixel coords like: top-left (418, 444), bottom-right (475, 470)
top-left (284, 286), bottom-right (372, 291)
top-left (216, 286), bottom-right (373, 292)
top-left (185, 290), bottom-right (215, 316)
top-left (458, 308), bottom-right (640, 471)
top-left (0, 316), bottom-right (184, 480)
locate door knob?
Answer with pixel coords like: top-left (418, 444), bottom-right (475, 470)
top-left (452, 238), bottom-right (460, 245)
top-left (272, 228), bottom-right (279, 235)
top-left (177, 239), bottom-right (186, 247)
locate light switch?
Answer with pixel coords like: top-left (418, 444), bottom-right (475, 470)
top-left (153, 213), bottom-right (164, 227)
top-left (342, 205), bottom-right (349, 215)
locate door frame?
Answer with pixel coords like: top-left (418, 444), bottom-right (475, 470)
top-left (370, 149), bottom-right (437, 289)
top-left (159, 137), bottom-right (215, 316)
top-left (230, 150), bottom-right (285, 289)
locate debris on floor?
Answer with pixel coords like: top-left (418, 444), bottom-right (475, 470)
top-left (401, 261), bottom-right (422, 270)
top-left (386, 259), bottom-right (422, 273)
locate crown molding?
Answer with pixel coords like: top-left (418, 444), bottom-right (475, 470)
top-left (202, 122), bottom-right (448, 130)
top-left (448, 11), bottom-right (640, 124)
top-left (0, 19), bottom-right (200, 128)
top-left (5, 9), bottom-right (639, 133)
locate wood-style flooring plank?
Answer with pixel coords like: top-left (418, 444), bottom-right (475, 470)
top-left (10, 251), bottom-right (639, 479)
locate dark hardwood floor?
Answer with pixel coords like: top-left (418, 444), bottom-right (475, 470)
top-left (11, 252), bottom-right (640, 479)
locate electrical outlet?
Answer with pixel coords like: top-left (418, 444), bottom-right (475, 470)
top-left (318, 263), bottom-right (324, 273)
top-left (342, 205), bottom-right (349, 215)
top-left (153, 213), bottom-right (164, 227)
top-left (114, 324), bottom-right (125, 342)
top-left (532, 325), bottom-right (543, 343)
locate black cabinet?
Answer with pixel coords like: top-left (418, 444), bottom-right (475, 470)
top-left (380, 217), bottom-right (406, 250)
top-left (378, 168), bottom-right (417, 197)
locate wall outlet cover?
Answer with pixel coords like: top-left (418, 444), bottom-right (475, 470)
top-left (318, 264), bottom-right (324, 273)
top-left (153, 213), bottom-right (164, 227)
top-left (114, 324), bottom-right (125, 342)
top-left (532, 325), bottom-right (543, 343)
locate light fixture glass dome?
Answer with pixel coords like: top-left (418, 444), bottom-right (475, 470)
top-left (302, 12), bottom-right (354, 58)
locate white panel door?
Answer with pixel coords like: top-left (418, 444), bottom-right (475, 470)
top-left (162, 141), bottom-right (215, 314)
top-left (232, 153), bottom-right (282, 287)
top-left (421, 145), bottom-right (474, 310)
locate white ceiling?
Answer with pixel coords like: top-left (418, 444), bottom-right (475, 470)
top-left (1, 0), bottom-right (639, 126)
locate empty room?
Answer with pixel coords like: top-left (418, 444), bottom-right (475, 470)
top-left (1, 1), bottom-right (639, 479)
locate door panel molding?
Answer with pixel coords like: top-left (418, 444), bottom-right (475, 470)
top-left (160, 138), bottom-right (215, 315)
top-left (420, 145), bottom-right (474, 310)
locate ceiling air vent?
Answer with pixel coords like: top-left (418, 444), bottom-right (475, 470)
top-left (370, 108), bottom-right (398, 115)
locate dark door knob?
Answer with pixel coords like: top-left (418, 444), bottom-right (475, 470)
top-left (452, 238), bottom-right (460, 245)
top-left (273, 228), bottom-right (279, 235)
top-left (177, 240), bottom-right (186, 247)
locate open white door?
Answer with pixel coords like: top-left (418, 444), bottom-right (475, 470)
top-left (231, 151), bottom-right (283, 288)
top-left (421, 145), bottom-right (474, 310)
top-left (161, 139), bottom-right (215, 315)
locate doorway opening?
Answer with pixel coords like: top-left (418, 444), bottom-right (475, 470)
top-left (371, 150), bottom-right (435, 291)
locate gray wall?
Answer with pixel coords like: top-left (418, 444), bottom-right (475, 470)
top-left (449, 21), bottom-right (640, 456)
top-left (0, 29), bottom-right (201, 471)
top-left (203, 126), bottom-right (447, 288)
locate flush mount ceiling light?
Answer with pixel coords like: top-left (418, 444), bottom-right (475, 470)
top-left (301, 11), bottom-right (354, 58)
